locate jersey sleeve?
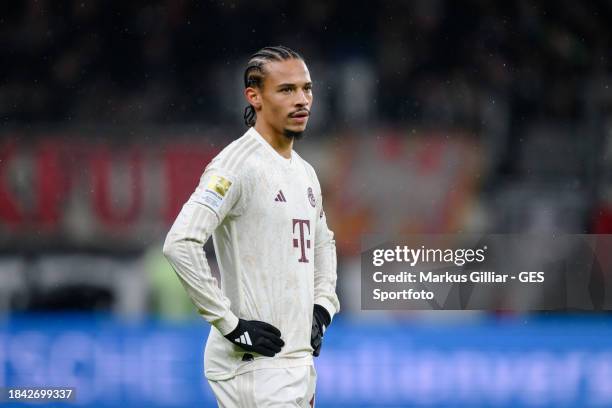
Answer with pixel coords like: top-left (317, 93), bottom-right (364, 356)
top-left (313, 175), bottom-right (341, 321)
top-left (162, 164), bottom-right (244, 335)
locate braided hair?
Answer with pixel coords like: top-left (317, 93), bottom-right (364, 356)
top-left (243, 46), bottom-right (303, 127)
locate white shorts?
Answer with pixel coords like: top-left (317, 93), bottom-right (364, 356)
top-left (208, 365), bottom-right (317, 407)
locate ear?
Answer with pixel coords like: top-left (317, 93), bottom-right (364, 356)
top-left (244, 87), bottom-right (262, 111)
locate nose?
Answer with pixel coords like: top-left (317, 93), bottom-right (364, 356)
top-left (295, 89), bottom-right (309, 107)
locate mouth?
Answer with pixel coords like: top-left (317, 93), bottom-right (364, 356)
top-left (289, 110), bottom-right (309, 119)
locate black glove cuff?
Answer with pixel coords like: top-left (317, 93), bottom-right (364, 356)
top-left (313, 304), bottom-right (331, 327)
top-left (224, 319), bottom-right (243, 341)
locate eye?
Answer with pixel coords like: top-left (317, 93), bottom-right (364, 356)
top-left (304, 84), bottom-right (313, 92)
top-left (280, 88), bottom-right (292, 94)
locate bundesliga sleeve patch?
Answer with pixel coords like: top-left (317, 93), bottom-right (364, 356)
top-left (207, 175), bottom-right (232, 197)
top-left (194, 175), bottom-right (232, 213)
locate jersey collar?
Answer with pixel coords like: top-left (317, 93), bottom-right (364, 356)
top-left (248, 127), bottom-right (294, 167)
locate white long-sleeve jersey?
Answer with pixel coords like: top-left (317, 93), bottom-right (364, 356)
top-left (163, 127), bottom-right (340, 380)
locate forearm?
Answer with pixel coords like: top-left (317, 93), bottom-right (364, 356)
top-left (314, 229), bottom-right (340, 320)
top-left (163, 202), bottom-right (238, 334)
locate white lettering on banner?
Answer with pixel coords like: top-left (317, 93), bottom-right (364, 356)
top-left (0, 335), bottom-right (4, 386)
top-left (315, 348), bottom-right (612, 405)
top-left (2, 332), bottom-right (192, 406)
top-left (2, 328), bottom-right (611, 406)
top-left (590, 353), bottom-right (612, 404)
top-left (47, 333), bottom-right (93, 403)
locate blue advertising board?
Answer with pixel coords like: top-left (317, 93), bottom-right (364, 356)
top-left (1, 314), bottom-right (611, 407)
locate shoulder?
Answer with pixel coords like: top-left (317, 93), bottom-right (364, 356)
top-left (207, 130), bottom-right (264, 180)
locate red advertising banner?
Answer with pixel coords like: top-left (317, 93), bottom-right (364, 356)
top-left (0, 130), bottom-right (482, 252)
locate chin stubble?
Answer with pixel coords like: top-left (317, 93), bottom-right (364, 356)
top-left (283, 128), bottom-right (305, 140)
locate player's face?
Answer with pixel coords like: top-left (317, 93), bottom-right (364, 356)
top-left (259, 59), bottom-right (313, 138)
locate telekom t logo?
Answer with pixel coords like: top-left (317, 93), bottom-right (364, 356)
top-left (292, 219), bottom-right (311, 263)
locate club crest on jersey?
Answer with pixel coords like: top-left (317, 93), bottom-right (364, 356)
top-left (307, 187), bottom-right (316, 207)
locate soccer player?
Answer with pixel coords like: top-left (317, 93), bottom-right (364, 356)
top-left (163, 46), bottom-right (340, 407)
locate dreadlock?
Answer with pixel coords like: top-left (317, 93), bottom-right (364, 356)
top-left (243, 46), bottom-right (303, 127)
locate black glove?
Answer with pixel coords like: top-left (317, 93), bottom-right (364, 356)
top-left (224, 319), bottom-right (285, 357)
top-left (311, 304), bottom-right (331, 357)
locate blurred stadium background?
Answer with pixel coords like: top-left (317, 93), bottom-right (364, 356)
top-left (2, 1), bottom-right (612, 407)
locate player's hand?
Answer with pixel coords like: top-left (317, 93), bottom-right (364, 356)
top-left (311, 304), bottom-right (331, 357)
top-left (224, 319), bottom-right (285, 357)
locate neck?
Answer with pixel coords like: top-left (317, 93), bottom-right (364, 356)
top-left (254, 121), bottom-right (293, 159)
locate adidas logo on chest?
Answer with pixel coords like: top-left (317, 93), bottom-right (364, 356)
top-left (274, 190), bottom-right (287, 202)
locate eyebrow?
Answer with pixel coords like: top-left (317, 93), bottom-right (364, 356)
top-left (276, 82), bottom-right (313, 89)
